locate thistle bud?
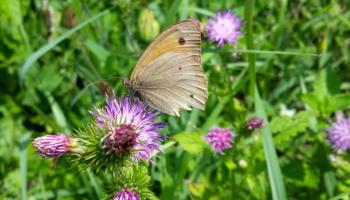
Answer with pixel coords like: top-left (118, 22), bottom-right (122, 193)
top-left (138, 9), bottom-right (160, 42)
top-left (247, 117), bottom-right (264, 130)
top-left (33, 134), bottom-right (72, 157)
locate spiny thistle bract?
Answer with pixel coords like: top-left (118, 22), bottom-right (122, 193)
top-left (103, 165), bottom-right (158, 200)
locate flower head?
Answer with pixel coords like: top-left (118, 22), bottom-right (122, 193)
top-left (247, 117), bottom-right (264, 130)
top-left (206, 10), bottom-right (242, 47)
top-left (113, 188), bottom-right (140, 200)
top-left (204, 127), bottom-right (234, 154)
top-left (327, 115), bottom-right (350, 151)
top-left (33, 134), bottom-right (72, 158)
top-left (92, 94), bottom-right (165, 161)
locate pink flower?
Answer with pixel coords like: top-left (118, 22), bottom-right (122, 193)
top-left (327, 114), bottom-right (350, 151)
top-left (204, 127), bottom-right (234, 154)
top-left (113, 188), bottom-right (140, 200)
top-left (206, 10), bottom-right (242, 47)
top-left (92, 93), bottom-right (166, 161)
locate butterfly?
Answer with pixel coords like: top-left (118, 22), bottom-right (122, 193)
top-left (124, 19), bottom-right (208, 116)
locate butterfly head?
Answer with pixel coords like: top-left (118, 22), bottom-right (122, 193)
top-left (123, 78), bottom-right (143, 101)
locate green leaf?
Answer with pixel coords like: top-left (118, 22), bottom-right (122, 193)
top-left (173, 132), bottom-right (206, 154)
top-left (0, 0), bottom-right (22, 25)
top-left (329, 94), bottom-right (350, 112)
top-left (84, 40), bottom-right (110, 63)
top-left (270, 111), bottom-right (317, 146)
top-left (44, 92), bottom-right (69, 133)
top-left (19, 8), bottom-right (112, 85)
top-left (324, 171), bottom-right (336, 197)
top-left (255, 86), bottom-right (287, 200)
top-left (164, 0), bottom-right (181, 27)
top-left (201, 95), bottom-right (231, 132)
top-left (20, 132), bottom-right (31, 200)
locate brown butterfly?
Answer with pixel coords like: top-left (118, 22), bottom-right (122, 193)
top-left (124, 19), bottom-right (208, 116)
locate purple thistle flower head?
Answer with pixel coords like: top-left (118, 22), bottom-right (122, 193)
top-left (92, 93), bottom-right (166, 161)
top-left (247, 117), bottom-right (264, 130)
top-left (206, 10), bottom-right (242, 47)
top-left (113, 188), bottom-right (140, 200)
top-left (327, 115), bottom-right (350, 151)
top-left (33, 134), bottom-right (72, 158)
top-left (204, 127), bottom-right (234, 154)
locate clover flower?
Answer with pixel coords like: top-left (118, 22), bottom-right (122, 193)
top-left (204, 127), bottom-right (234, 154)
top-left (327, 115), bottom-right (350, 151)
top-left (113, 188), bottom-right (140, 200)
top-left (92, 94), bottom-right (166, 161)
top-left (206, 10), bottom-right (242, 47)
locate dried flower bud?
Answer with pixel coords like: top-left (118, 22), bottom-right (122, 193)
top-left (247, 117), bottom-right (264, 130)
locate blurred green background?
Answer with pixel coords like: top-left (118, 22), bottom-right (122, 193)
top-left (1, 0), bottom-right (350, 199)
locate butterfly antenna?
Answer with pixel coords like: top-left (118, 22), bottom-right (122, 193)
top-left (84, 76), bottom-right (125, 87)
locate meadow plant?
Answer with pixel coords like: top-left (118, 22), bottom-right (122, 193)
top-left (206, 10), bottom-right (242, 46)
top-left (33, 94), bottom-right (165, 199)
top-left (12, 2), bottom-right (347, 199)
top-left (327, 113), bottom-right (350, 151)
top-left (203, 127), bottom-right (234, 154)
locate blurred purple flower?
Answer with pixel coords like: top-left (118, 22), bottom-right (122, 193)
top-left (33, 134), bottom-right (71, 158)
top-left (206, 10), bottom-right (242, 47)
top-left (327, 115), bottom-right (350, 151)
top-left (204, 127), bottom-right (234, 154)
top-left (92, 93), bottom-right (166, 161)
top-left (113, 188), bottom-right (140, 200)
top-left (247, 117), bottom-right (264, 130)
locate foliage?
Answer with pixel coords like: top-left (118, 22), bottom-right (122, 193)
top-left (1, 0), bottom-right (350, 200)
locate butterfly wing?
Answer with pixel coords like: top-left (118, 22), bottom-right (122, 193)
top-left (131, 19), bottom-right (201, 80)
top-left (130, 19), bottom-right (207, 116)
top-left (137, 52), bottom-right (207, 116)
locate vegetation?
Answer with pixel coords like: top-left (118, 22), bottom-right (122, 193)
top-left (1, 0), bottom-right (350, 199)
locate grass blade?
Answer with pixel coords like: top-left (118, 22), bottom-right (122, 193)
top-left (187, 7), bottom-right (215, 17)
top-left (245, 0), bottom-right (256, 96)
top-left (164, 0), bottom-right (182, 27)
top-left (20, 132), bottom-right (31, 200)
top-left (255, 87), bottom-right (287, 200)
top-left (45, 92), bottom-right (70, 133)
top-left (19, 8), bottom-right (111, 85)
top-left (87, 168), bottom-right (102, 198)
top-left (203, 48), bottom-right (320, 57)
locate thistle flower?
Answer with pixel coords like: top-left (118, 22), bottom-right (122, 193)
top-left (92, 94), bottom-right (165, 161)
top-left (33, 134), bottom-right (79, 158)
top-left (327, 115), bottom-right (350, 151)
top-left (203, 127), bottom-right (234, 154)
top-left (206, 10), bottom-right (242, 47)
top-left (113, 188), bottom-right (140, 200)
top-left (247, 117), bottom-right (264, 130)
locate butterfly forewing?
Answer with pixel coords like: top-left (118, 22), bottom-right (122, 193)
top-left (129, 19), bottom-right (207, 116)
